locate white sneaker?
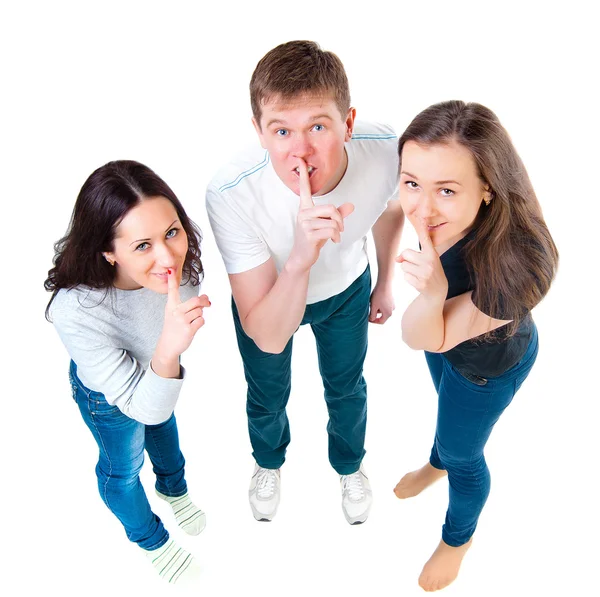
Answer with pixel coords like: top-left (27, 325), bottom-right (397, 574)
top-left (340, 464), bottom-right (372, 525)
top-left (249, 464), bottom-right (281, 521)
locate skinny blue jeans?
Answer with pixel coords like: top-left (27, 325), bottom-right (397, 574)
top-left (68, 361), bottom-right (188, 550)
top-left (425, 325), bottom-right (539, 546)
top-left (232, 265), bottom-right (371, 475)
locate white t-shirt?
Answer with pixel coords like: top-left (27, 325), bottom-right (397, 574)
top-left (206, 121), bottom-right (399, 304)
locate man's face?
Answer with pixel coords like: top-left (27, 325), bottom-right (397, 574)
top-left (253, 93), bottom-right (355, 196)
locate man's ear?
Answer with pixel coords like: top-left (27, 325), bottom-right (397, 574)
top-left (345, 107), bottom-right (357, 142)
top-left (252, 117), bottom-right (266, 149)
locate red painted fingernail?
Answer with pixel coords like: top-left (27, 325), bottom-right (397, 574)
top-left (167, 269), bottom-right (172, 275)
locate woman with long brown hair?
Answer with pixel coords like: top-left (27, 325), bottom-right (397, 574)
top-left (45, 160), bottom-right (209, 586)
top-left (392, 101), bottom-right (558, 591)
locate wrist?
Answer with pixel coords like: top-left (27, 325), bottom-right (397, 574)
top-left (283, 257), bottom-right (311, 277)
top-left (419, 291), bottom-right (446, 308)
top-left (153, 343), bottom-right (179, 367)
top-left (374, 273), bottom-right (394, 290)
top-left (151, 350), bottom-right (181, 380)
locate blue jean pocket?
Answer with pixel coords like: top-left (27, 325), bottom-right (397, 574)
top-left (68, 372), bottom-right (79, 402)
top-left (88, 392), bottom-right (120, 416)
top-left (456, 369), bottom-right (488, 386)
top-left (445, 360), bottom-right (489, 388)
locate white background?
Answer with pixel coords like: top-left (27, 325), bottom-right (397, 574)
top-left (2, 1), bottom-right (598, 596)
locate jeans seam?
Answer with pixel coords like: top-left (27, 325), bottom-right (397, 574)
top-left (69, 364), bottom-right (94, 399)
top-left (71, 374), bottom-right (92, 398)
top-left (89, 400), bottom-right (113, 508)
top-left (148, 431), bottom-right (172, 495)
top-left (467, 394), bottom-right (492, 541)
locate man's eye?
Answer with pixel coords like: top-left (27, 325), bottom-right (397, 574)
top-left (313, 124), bottom-right (324, 132)
top-left (276, 129), bottom-right (288, 137)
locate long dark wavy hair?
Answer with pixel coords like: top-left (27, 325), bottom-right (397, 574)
top-left (398, 101), bottom-right (559, 337)
top-left (45, 160), bottom-right (203, 320)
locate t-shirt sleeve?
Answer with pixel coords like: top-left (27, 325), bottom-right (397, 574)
top-left (472, 289), bottom-right (525, 321)
top-left (52, 307), bottom-right (184, 425)
top-left (205, 184), bottom-right (271, 274)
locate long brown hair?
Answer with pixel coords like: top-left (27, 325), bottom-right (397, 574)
top-left (45, 160), bottom-right (203, 320)
top-left (398, 101), bottom-right (558, 336)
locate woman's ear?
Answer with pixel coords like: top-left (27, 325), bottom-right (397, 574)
top-left (103, 252), bottom-right (116, 266)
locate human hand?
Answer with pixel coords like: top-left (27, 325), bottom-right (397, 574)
top-left (369, 282), bottom-right (395, 324)
top-left (155, 268), bottom-right (211, 361)
top-left (287, 159), bottom-right (354, 273)
top-left (396, 218), bottom-right (448, 301)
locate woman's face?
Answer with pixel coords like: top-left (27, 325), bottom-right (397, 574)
top-left (104, 196), bottom-right (188, 293)
top-left (399, 139), bottom-right (491, 252)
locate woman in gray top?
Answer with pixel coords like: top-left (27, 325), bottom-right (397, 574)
top-left (45, 161), bottom-right (209, 586)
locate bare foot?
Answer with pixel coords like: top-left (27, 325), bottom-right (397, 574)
top-left (393, 463), bottom-right (447, 499)
top-left (418, 538), bottom-right (472, 592)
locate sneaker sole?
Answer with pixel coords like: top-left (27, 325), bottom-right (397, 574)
top-left (250, 503), bottom-right (277, 522)
top-left (343, 506), bottom-right (371, 525)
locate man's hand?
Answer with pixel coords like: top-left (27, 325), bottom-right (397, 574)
top-left (286, 159), bottom-right (354, 273)
top-left (369, 282), bottom-right (395, 324)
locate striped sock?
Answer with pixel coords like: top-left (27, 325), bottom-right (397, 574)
top-left (156, 491), bottom-right (207, 535)
top-left (144, 538), bottom-right (200, 585)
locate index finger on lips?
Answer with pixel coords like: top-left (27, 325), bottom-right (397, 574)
top-left (167, 268), bottom-right (181, 305)
top-left (415, 217), bottom-right (435, 253)
top-left (297, 160), bottom-right (314, 210)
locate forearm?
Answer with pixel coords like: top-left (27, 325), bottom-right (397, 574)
top-left (373, 205), bottom-right (405, 286)
top-left (116, 364), bottom-right (185, 425)
top-left (242, 263), bottom-right (310, 354)
top-left (151, 348), bottom-right (181, 379)
top-left (401, 293), bottom-right (445, 351)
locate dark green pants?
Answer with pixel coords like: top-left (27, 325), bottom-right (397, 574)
top-left (232, 265), bottom-right (371, 475)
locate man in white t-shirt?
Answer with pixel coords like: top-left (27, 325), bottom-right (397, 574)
top-left (206, 40), bottom-right (404, 525)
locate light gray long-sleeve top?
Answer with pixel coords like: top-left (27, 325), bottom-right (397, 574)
top-left (50, 282), bottom-right (198, 425)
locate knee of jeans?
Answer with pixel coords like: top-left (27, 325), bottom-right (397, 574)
top-left (246, 388), bottom-right (290, 412)
top-left (324, 376), bottom-right (366, 400)
top-left (438, 447), bottom-right (485, 473)
top-left (96, 452), bottom-right (144, 484)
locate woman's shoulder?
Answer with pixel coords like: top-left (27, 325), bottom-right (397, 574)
top-left (50, 285), bottom-right (105, 314)
top-left (48, 285), bottom-right (117, 330)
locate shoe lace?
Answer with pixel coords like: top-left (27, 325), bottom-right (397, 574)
top-left (341, 472), bottom-right (365, 501)
top-left (256, 468), bottom-right (278, 499)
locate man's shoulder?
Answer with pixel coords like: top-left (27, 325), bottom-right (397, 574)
top-left (207, 144), bottom-right (270, 197)
top-left (349, 121), bottom-right (399, 173)
top-left (352, 120), bottom-right (397, 142)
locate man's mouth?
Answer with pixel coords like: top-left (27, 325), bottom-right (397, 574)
top-left (293, 166), bottom-right (316, 176)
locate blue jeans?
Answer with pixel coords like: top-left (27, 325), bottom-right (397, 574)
top-left (425, 325), bottom-right (539, 546)
top-left (68, 361), bottom-right (188, 550)
top-left (232, 265), bottom-right (371, 475)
